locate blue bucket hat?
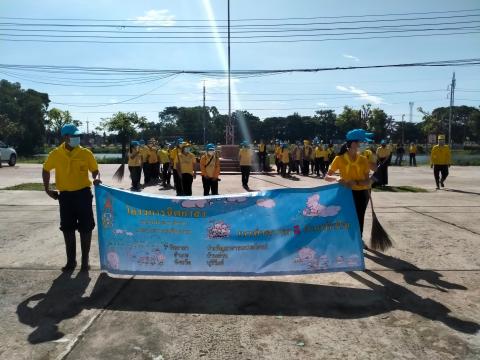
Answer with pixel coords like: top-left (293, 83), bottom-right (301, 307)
top-left (139, 139), bottom-right (145, 146)
top-left (177, 137), bottom-right (184, 145)
top-left (346, 129), bottom-right (374, 143)
top-left (206, 143), bottom-right (215, 151)
top-left (60, 124), bottom-right (81, 137)
top-left (131, 140), bottom-right (140, 146)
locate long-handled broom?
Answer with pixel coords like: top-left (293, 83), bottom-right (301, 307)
top-left (368, 190), bottom-right (393, 251)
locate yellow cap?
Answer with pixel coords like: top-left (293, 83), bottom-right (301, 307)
top-left (438, 135), bottom-right (445, 140)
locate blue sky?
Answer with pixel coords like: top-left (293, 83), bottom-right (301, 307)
top-left (1, 0), bottom-right (479, 133)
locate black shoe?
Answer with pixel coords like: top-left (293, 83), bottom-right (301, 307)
top-left (440, 181), bottom-right (445, 188)
top-left (80, 263), bottom-right (90, 272)
top-left (61, 262), bottom-right (77, 272)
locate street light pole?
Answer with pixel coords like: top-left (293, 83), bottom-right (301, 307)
top-left (448, 72), bottom-right (456, 147)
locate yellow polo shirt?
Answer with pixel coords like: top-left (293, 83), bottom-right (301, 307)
top-left (157, 149), bottom-right (170, 164)
top-left (376, 146), bottom-right (391, 159)
top-left (139, 146), bottom-right (148, 163)
top-left (409, 145), bottom-right (417, 154)
top-left (147, 146), bottom-right (158, 164)
top-left (259, 143), bottom-right (266, 152)
top-left (329, 153), bottom-right (370, 191)
top-left (281, 148), bottom-right (290, 163)
top-left (43, 143), bottom-right (98, 192)
top-left (127, 150), bottom-right (142, 167)
top-left (178, 152), bottom-right (196, 175)
top-left (362, 149), bottom-right (377, 164)
top-left (170, 148), bottom-right (179, 167)
top-left (239, 148), bottom-right (252, 166)
top-left (431, 145), bottom-right (452, 165)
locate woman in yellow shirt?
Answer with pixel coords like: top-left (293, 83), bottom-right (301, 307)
top-left (200, 143), bottom-right (220, 195)
top-left (280, 143), bottom-right (290, 178)
top-left (325, 129), bottom-right (374, 242)
top-left (128, 140), bottom-right (142, 191)
top-left (176, 142), bottom-right (197, 196)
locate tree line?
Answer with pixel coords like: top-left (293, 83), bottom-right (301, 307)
top-left (1, 79), bottom-right (479, 156)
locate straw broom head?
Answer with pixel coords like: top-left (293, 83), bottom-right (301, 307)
top-left (112, 163), bottom-right (125, 182)
top-left (369, 191), bottom-right (393, 251)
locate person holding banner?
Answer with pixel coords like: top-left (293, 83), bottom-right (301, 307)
top-left (42, 124), bottom-right (101, 272)
top-left (200, 143), bottom-right (220, 196)
top-left (325, 129), bottom-right (374, 244)
top-left (128, 140), bottom-right (142, 192)
top-left (177, 142), bottom-right (197, 196)
top-left (430, 134), bottom-right (452, 189)
top-left (239, 141), bottom-right (253, 190)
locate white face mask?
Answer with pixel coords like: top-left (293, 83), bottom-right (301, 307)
top-left (184, 147), bottom-right (191, 153)
top-left (69, 136), bottom-right (80, 147)
top-left (207, 151), bottom-right (214, 156)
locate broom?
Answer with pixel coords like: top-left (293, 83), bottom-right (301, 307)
top-left (113, 148), bottom-right (128, 182)
top-left (368, 190), bottom-right (393, 251)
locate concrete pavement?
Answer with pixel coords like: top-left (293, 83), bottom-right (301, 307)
top-left (0, 164), bottom-right (479, 359)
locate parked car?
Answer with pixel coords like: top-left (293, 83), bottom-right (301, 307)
top-left (0, 141), bottom-right (17, 166)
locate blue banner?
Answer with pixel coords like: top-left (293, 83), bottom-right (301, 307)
top-left (94, 183), bottom-right (365, 276)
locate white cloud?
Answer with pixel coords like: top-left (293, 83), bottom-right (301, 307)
top-left (317, 102), bottom-right (328, 107)
top-left (134, 9), bottom-right (175, 27)
top-left (343, 54), bottom-right (360, 62)
top-left (199, 78), bottom-right (240, 90)
top-left (336, 85), bottom-right (384, 105)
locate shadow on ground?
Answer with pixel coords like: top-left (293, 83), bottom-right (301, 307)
top-left (16, 264), bottom-right (479, 344)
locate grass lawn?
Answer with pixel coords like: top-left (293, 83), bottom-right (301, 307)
top-left (372, 185), bottom-right (428, 193)
top-left (1, 183), bottom-right (55, 191)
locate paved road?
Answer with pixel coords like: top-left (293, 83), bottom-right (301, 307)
top-left (0, 164), bottom-right (479, 359)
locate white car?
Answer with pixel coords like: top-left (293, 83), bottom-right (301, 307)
top-left (0, 141), bottom-right (17, 166)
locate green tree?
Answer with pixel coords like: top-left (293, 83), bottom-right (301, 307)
top-left (45, 108), bottom-right (82, 144)
top-left (100, 112), bottom-right (147, 159)
top-left (314, 110), bottom-right (338, 141)
top-left (336, 106), bottom-right (363, 138)
top-left (0, 80), bottom-right (50, 155)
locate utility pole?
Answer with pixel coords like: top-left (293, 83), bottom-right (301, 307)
top-left (401, 114), bottom-right (405, 144)
top-left (409, 102), bottom-right (414, 123)
top-left (448, 72), bottom-right (456, 147)
top-left (86, 120), bottom-right (89, 134)
top-left (225, 0), bottom-right (233, 145)
top-left (203, 81), bottom-right (206, 145)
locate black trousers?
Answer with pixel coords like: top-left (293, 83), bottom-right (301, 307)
top-left (241, 166), bottom-right (251, 186)
top-left (258, 152), bottom-right (267, 171)
top-left (280, 161), bottom-right (289, 177)
top-left (58, 187), bottom-right (95, 233)
top-left (302, 160), bottom-right (310, 175)
top-left (275, 158), bottom-right (281, 174)
top-left (181, 173), bottom-right (193, 196)
top-left (376, 158), bottom-right (389, 186)
top-left (315, 158), bottom-right (326, 176)
top-left (129, 166), bottom-right (141, 190)
top-left (352, 189), bottom-right (370, 236)
top-left (162, 162), bottom-right (171, 185)
top-left (202, 176), bottom-right (219, 196)
top-left (409, 153), bottom-right (417, 166)
top-left (149, 162), bottom-right (159, 183)
top-left (173, 169), bottom-right (183, 196)
top-left (433, 165), bottom-right (449, 187)
top-left (142, 163), bottom-right (150, 184)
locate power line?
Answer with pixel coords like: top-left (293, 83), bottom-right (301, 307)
top-left (1, 8), bottom-right (479, 22)
top-left (2, 30), bottom-right (479, 44)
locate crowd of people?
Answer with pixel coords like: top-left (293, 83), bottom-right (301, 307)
top-left (41, 124), bottom-right (453, 271)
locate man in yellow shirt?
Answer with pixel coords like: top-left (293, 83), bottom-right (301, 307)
top-left (302, 140), bottom-right (313, 176)
top-left (280, 142), bottom-right (290, 178)
top-left (200, 143), bottom-right (220, 195)
top-left (375, 140), bottom-right (392, 187)
top-left (409, 142), bottom-right (417, 167)
top-left (239, 141), bottom-right (253, 190)
top-left (158, 143), bottom-right (171, 187)
top-left (290, 141), bottom-right (302, 175)
top-left (274, 140), bottom-right (282, 175)
top-left (314, 142), bottom-right (328, 178)
top-left (42, 124), bottom-right (101, 272)
top-left (146, 138), bottom-right (159, 185)
top-left (258, 139), bottom-right (267, 172)
top-left (431, 134), bottom-right (452, 189)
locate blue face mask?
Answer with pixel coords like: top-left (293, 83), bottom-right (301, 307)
top-left (69, 136), bottom-right (80, 147)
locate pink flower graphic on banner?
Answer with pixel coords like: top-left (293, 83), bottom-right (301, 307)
top-left (179, 199), bottom-right (210, 208)
top-left (224, 197), bottom-right (248, 204)
top-left (208, 221), bottom-right (231, 238)
top-left (302, 194), bottom-right (341, 217)
top-left (295, 247), bottom-right (320, 270)
top-left (256, 198), bottom-right (276, 208)
top-left (107, 251), bottom-right (120, 270)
